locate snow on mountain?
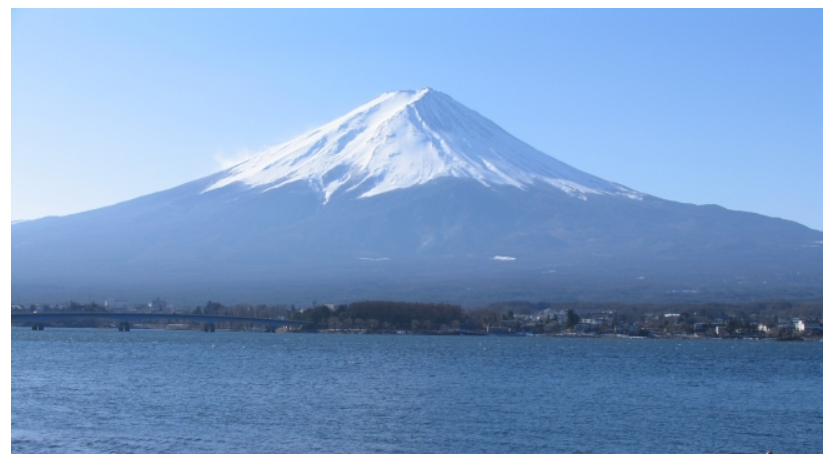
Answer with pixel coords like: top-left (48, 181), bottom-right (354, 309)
top-left (11, 88), bottom-right (822, 304)
top-left (205, 88), bottom-right (643, 202)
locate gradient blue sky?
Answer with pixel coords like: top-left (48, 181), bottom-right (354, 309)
top-left (12, 9), bottom-right (823, 230)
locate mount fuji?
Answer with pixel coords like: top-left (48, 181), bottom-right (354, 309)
top-left (205, 88), bottom-right (642, 202)
top-left (11, 89), bottom-right (822, 304)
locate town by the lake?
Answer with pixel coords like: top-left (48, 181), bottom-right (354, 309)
top-left (12, 298), bottom-right (824, 341)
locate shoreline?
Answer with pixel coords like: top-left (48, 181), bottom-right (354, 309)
top-left (10, 325), bottom-right (822, 341)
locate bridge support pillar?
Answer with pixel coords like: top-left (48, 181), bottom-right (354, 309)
top-left (31, 323), bottom-right (44, 331)
top-left (118, 321), bottom-right (131, 332)
top-left (203, 323), bottom-right (215, 332)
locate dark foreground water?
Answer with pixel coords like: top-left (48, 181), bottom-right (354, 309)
top-left (11, 327), bottom-right (822, 453)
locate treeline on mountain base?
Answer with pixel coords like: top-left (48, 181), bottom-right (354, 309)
top-left (292, 301), bottom-right (466, 332)
top-left (188, 298), bottom-right (821, 333)
top-left (187, 300), bottom-right (467, 332)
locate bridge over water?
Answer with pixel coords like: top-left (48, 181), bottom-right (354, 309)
top-left (11, 311), bottom-right (311, 332)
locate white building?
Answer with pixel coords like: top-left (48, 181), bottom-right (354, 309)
top-left (537, 308), bottom-right (566, 323)
top-left (795, 319), bottom-right (823, 334)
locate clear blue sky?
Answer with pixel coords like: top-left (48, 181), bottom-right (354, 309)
top-left (12, 9), bottom-right (823, 230)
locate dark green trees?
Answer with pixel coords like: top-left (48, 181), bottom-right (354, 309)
top-left (565, 308), bottom-right (580, 328)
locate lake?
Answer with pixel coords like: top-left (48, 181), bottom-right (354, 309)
top-left (11, 327), bottom-right (823, 453)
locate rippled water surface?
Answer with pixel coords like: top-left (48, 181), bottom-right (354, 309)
top-left (11, 328), bottom-right (822, 453)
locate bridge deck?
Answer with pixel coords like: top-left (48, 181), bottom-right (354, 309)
top-left (11, 311), bottom-right (310, 328)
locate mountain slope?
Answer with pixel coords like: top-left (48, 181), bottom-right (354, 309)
top-left (206, 88), bottom-right (641, 202)
top-left (11, 89), bottom-right (822, 305)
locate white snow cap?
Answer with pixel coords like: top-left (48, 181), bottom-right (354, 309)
top-left (205, 88), bottom-right (642, 202)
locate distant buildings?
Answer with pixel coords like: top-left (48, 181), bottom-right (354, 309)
top-left (149, 298), bottom-right (168, 312)
top-left (536, 308), bottom-right (566, 323)
top-left (104, 299), bottom-right (130, 311)
top-left (794, 318), bottom-right (823, 334)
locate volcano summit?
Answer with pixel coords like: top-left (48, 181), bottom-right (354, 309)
top-left (206, 88), bottom-right (641, 202)
top-left (11, 89), bottom-right (822, 304)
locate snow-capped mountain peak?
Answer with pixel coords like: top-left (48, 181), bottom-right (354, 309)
top-left (204, 88), bottom-right (641, 202)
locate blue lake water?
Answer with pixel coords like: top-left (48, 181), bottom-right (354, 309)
top-left (11, 327), bottom-right (822, 453)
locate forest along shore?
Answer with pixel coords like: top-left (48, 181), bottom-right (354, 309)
top-left (12, 299), bottom-right (823, 340)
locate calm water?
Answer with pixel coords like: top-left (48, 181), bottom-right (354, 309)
top-left (11, 327), bottom-right (822, 454)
